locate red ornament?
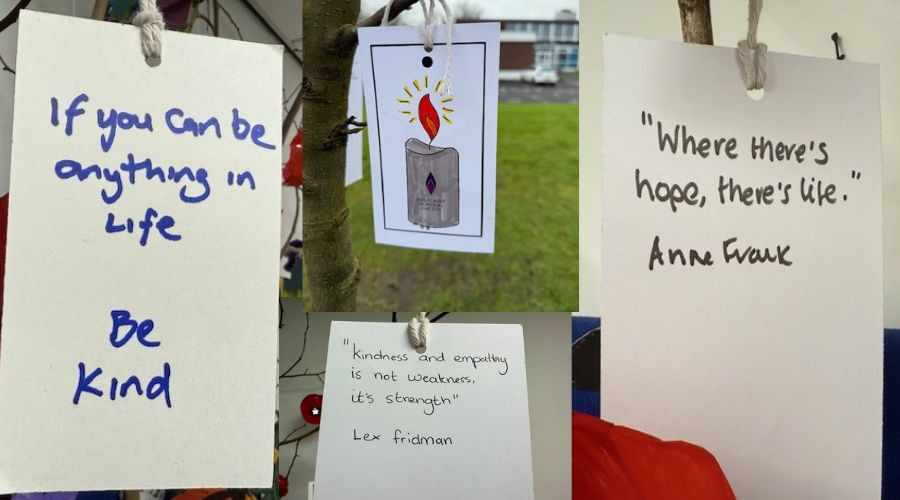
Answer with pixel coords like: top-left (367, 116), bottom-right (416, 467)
top-left (300, 393), bottom-right (322, 424)
top-left (278, 474), bottom-right (288, 497)
top-left (282, 129), bottom-right (303, 186)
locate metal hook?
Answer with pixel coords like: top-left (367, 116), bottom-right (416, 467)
top-left (831, 32), bottom-right (845, 60)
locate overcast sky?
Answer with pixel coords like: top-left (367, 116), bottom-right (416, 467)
top-left (360, 0), bottom-right (578, 22)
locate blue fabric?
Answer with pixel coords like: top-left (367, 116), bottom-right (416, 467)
top-left (572, 316), bottom-right (600, 343)
top-left (883, 328), bottom-right (900, 499)
top-left (573, 388), bottom-right (600, 417)
top-left (572, 316), bottom-right (601, 416)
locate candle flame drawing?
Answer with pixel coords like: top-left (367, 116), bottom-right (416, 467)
top-left (419, 95), bottom-right (440, 142)
top-left (397, 75), bottom-right (454, 145)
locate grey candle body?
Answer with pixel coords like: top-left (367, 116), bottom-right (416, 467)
top-left (405, 138), bottom-right (460, 228)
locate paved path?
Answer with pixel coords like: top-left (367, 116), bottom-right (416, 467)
top-left (499, 73), bottom-right (579, 103)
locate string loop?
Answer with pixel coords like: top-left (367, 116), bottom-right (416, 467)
top-left (380, 0), bottom-right (454, 97)
top-left (737, 0), bottom-right (767, 90)
top-left (380, 0), bottom-right (395, 26)
top-left (408, 312), bottom-right (430, 349)
top-left (133, 0), bottom-right (164, 61)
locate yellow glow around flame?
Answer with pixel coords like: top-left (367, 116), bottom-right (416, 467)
top-left (397, 75), bottom-right (454, 125)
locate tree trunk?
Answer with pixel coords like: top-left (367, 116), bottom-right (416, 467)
top-left (302, 0), bottom-right (361, 311)
top-left (678, 0), bottom-right (713, 45)
top-left (301, 0), bottom-right (418, 311)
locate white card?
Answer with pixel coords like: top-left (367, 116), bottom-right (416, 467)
top-left (601, 35), bottom-right (883, 499)
top-left (358, 23), bottom-right (498, 253)
top-left (0, 11), bottom-right (280, 492)
top-left (280, 185), bottom-right (302, 279)
top-left (346, 52), bottom-right (364, 186)
top-left (314, 321), bottom-right (534, 500)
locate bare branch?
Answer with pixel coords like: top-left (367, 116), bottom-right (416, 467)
top-left (0, 0), bottom-right (32, 34)
top-left (279, 312), bottom-right (311, 378)
top-left (217, 2), bottom-right (244, 41)
top-left (336, 0), bottom-right (418, 50)
top-left (90, 0), bottom-right (108, 20)
top-left (281, 370), bottom-right (326, 379)
top-left (282, 83), bottom-right (304, 141)
top-left (279, 427), bottom-right (320, 447)
top-left (194, 13), bottom-right (217, 36)
top-left (358, 0), bottom-right (418, 28)
top-left (678, 0), bottom-right (714, 45)
top-left (0, 53), bottom-right (15, 75)
top-left (324, 116), bottom-right (366, 148)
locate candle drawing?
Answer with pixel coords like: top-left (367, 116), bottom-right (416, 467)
top-left (398, 77), bottom-right (459, 228)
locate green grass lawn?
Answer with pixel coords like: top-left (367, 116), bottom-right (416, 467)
top-left (340, 102), bottom-right (578, 311)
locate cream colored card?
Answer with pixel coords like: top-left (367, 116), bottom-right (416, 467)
top-left (601, 34), bottom-right (883, 499)
top-left (314, 321), bottom-right (534, 500)
top-left (0, 11), bottom-right (281, 493)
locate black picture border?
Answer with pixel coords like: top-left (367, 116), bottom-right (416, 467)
top-left (370, 41), bottom-right (487, 237)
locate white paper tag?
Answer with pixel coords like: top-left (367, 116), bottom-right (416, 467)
top-left (313, 321), bottom-right (534, 500)
top-left (0, 11), bottom-right (280, 492)
top-left (358, 23), bottom-right (499, 253)
top-left (346, 52), bottom-right (364, 186)
top-left (601, 35), bottom-right (883, 499)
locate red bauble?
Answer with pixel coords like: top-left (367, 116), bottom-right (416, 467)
top-left (278, 474), bottom-right (288, 497)
top-left (300, 393), bottom-right (323, 424)
top-left (282, 129), bottom-right (303, 186)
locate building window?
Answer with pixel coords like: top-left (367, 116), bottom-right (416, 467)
top-left (536, 49), bottom-right (553, 69)
top-left (537, 23), bottom-right (550, 41)
top-left (553, 46), bottom-right (578, 71)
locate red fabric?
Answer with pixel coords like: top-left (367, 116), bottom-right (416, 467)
top-left (573, 412), bottom-right (735, 500)
top-left (283, 129), bottom-right (303, 186)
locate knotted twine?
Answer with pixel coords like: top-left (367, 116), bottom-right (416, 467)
top-left (408, 312), bottom-right (430, 349)
top-left (133, 0), bottom-right (164, 61)
top-left (381, 0), bottom-right (455, 97)
top-left (736, 0), bottom-right (767, 90)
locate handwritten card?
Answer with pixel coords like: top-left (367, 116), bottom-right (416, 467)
top-left (601, 35), bottom-right (883, 499)
top-left (0, 11), bottom-right (280, 492)
top-left (358, 23), bottom-right (499, 253)
top-left (314, 321), bottom-right (534, 500)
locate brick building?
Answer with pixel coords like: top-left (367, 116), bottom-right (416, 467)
top-left (487, 9), bottom-right (579, 73)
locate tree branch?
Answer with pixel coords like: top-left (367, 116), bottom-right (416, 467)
top-left (282, 83), bottom-right (304, 141)
top-left (0, 0), bottom-right (32, 34)
top-left (677, 0), bottom-right (713, 45)
top-left (216, 1), bottom-right (244, 41)
top-left (359, 0), bottom-right (418, 28)
top-left (335, 0), bottom-right (418, 51)
top-left (324, 116), bottom-right (366, 149)
top-left (279, 427), bottom-right (320, 446)
top-left (0, 53), bottom-right (14, 75)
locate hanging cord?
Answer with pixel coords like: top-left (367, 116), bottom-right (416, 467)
top-left (426, 0), bottom-right (454, 97)
top-left (408, 312), bottom-right (430, 349)
top-left (736, 0), bottom-right (767, 90)
top-left (133, 0), bottom-right (165, 60)
top-left (380, 0), bottom-right (395, 26)
top-left (381, 0), bottom-right (454, 97)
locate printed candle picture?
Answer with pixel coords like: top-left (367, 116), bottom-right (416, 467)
top-left (0, 11), bottom-right (281, 493)
top-left (400, 76), bottom-right (459, 228)
top-left (358, 23), bottom-right (499, 253)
